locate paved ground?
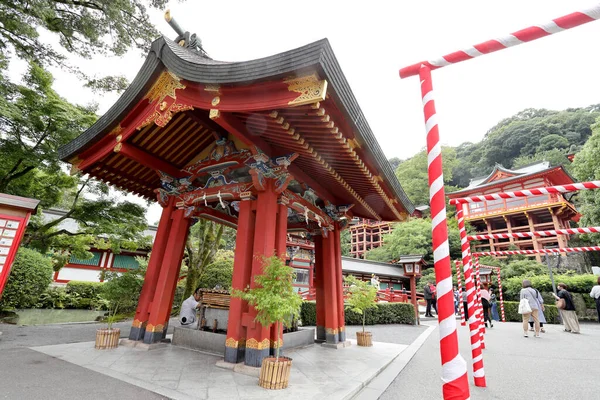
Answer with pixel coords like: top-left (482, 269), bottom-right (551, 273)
top-left (381, 320), bottom-right (600, 400)
top-left (3, 315), bottom-right (598, 399)
top-left (0, 319), bottom-right (179, 400)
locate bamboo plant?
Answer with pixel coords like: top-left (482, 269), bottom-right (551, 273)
top-left (232, 255), bottom-right (303, 361)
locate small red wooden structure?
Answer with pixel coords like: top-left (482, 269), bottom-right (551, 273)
top-left (59, 35), bottom-right (414, 367)
top-left (0, 194), bottom-right (39, 298)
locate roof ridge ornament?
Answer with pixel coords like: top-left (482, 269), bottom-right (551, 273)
top-left (164, 10), bottom-right (210, 58)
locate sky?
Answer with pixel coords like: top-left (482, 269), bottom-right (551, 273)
top-left (20, 0), bottom-right (600, 224)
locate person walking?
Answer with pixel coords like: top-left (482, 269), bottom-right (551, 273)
top-left (490, 291), bottom-right (500, 321)
top-left (480, 283), bottom-right (492, 328)
top-left (430, 283), bottom-right (438, 314)
top-left (519, 280), bottom-right (541, 338)
top-left (453, 286), bottom-right (459, 315)
top-left (590, 277), bottom-right (600, 323)
top-left (462, 290), bottom-right (468, 317)
top-left (423, 281), bottom-right (435, 317)
top-left (553, 283), bottom-right (580, 334)
top-left (528, 291), bottom-right (546, 333)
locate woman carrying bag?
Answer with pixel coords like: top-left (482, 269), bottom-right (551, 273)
top-left (553, 283), bottom-right (580, 334)
top-left (518, 279), bottom-right (541, 338)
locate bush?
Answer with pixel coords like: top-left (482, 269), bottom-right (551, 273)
top-left (0, 248), bottom-right (53, 309)
top-left (502, 301), bottom-right (560, 324)
top-left (300, 301), bottom-right (415, 326)
top-left (37, 287), bottom-right (69, 309)
top-left (65, 281), bottom-right (105, 309)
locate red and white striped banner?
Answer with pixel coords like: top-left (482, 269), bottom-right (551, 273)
top-left (474, 246), bottom-right (600, 256)
top-left (400, 5), bottom-right (600, 78)
top-left (419, 66), bottom-right (470, 398)
top-left (449, 180), bottom-right (600, 205)
top-left (456, 208), bottom-right (486, 387)
top-left (496, 267), bottom-right (506, 322)
top-left (455, 260), bottom-right (466, 326)
top-left (472, 256), bottom-right (486, 346)
top-left (468, 227), bottom-right (600, 241)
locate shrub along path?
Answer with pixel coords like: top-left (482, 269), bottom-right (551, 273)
top-left (381, 320), bottom-right (600, 399)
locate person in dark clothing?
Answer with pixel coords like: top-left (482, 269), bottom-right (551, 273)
top-left (423, 281), bottom-right (435, 317)
top-left (553, 283), bottom-right (580, 333)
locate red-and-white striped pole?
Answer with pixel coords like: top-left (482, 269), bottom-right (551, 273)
top-left (400, 5), bottom-right (600, 78)
top-left (472, 256), bottom-right (486, 347)
top-left (474, 246), bottom-right (600, 256)
top-left (449, 181), bottom-right (600, 205)
top-left (455, 260), bottom-right (466, 326)
top-left (468, 226), bottom-right (600, 240)
top-left (496, 267), bottom-right (506, 322)
top-left (419, 65), bottom-right (470, 399)
top-left (455, 207), bottom-right (486, 387)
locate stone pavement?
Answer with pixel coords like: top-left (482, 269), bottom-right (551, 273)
top-left (31, 332), bottom-right (411, 400)
top-left (381, 320), bottom-right (600, 400)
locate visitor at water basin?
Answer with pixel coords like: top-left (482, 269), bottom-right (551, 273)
top-left (179, 287), bottom-right (202, 329)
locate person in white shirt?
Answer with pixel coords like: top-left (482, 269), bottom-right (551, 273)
top-left (590, 277), bottom-right (600, 323)
top-left (179, 288), bottom-right (202, 329)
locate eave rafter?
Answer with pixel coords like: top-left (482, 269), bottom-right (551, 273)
top-left (318, 105), bottom-right (405, 220)
top-left (266, 107), bottom-right (382, 221)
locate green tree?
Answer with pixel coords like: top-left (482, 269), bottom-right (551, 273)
top-left (183, 219), bottom-right (224, 299)
top-left (232, 256), bottom-right (303, 360)
top-left (538, 134), bottom-right (569, 151)
top-left (364, 218), bottom-right (461, 263)
top-left (572, 118), bottom-right (600, 245)
top-left (340, 229), bottom-right (351, 256)
top-left (1, 0), bottom-right (172, 90)
top-left (196, 250), bottom-right (234, 290)
top-left (0, 62), bottom-right (150, 268)
top-left (395, 146), bottom-right (457, 206)
top-left (0, 248), bottom-right (53, 309)
top-left (343, 275), bottom-right (378, 333)
top-left (512, 149), bottom-right (571, 171)
top-left (102, 267), bottom-right (145, 328)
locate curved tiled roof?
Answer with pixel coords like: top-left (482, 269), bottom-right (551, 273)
top-left (59, 37), bottom-right (413, 215)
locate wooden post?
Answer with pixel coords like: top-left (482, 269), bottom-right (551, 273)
top-left (244, 181), bottom-right (278, 367)
top-left (129, 198), bottom-right (175, 340)
top-left (224, 197), bottom-right (256, 363)
top-left (143, 208), bottom-right (191, 344)
top-left (314, 234), bottom-right (326, 341)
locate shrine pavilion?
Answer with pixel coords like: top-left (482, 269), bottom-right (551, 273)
top-left (448, 161), bottom-right (579, 262)
top-left (59, 30), bottom-right (413, 367)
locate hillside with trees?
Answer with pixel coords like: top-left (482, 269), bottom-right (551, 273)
top-left (366, 105), bottom-right (600, 267)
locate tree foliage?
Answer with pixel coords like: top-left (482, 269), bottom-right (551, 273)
top-left (196, 250), bottom-right (234, 290)
top-left (232, 256), bottom-right (303, 360)
top-left (183, 219), bottom-right (224, 299)
top-left (0, 62), bottom-right (150, 268)
top-left (572, 118), bottom-right (600, 244)
top-left (449, 106), bottom-right (600, 188)
top-left (343, 275), bottom-right (378, 333)
top-left (364, 218), bottom-right (461, 264)
top-left (395, 146), bottom-right (457, 206)
top-left (0, 247), bottom-right (53, 309)
top-left (1, 0), bottom-right (171, 89)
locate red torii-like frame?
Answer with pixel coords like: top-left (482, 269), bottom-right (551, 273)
top-left (399, 5), bottom-right (600, 399)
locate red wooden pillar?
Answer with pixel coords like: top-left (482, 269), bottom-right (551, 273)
top-left (314, 234), bottom-right (326, 341)
top-left (129, 197), bottom-right (175, 340)
top-left (143, 208), bottom-right (191, 344)
top-left (244, 181), bottom-right (278, 367)
top-left (322, 232), bottom-right (340, 344)
top-left (225, 198), bottom-right (256, 363)
top-left (333, 225), bottom-right (346, 342)
top-left (270, 200), bottom-right (288, 356)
